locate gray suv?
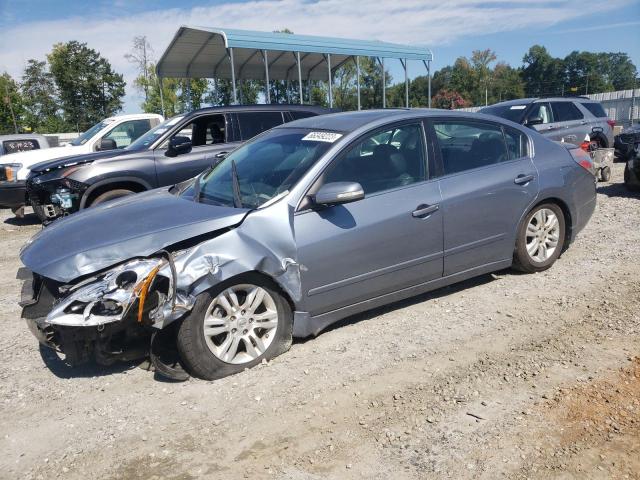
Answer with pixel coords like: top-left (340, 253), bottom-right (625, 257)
top-left (26, 105), bottom-right (334, 223)
top-left (480, 97), bottom-right (614, 148)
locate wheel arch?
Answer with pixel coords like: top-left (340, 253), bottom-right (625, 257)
top-left (523, 196), bottom-right (573, 252)
top-left (80, 177), bottom-right (152, 209)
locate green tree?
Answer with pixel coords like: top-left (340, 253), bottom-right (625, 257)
top-left (21, 60), bottom-right (65, 133)
top-left (0, 73), bottom-right (23, 134)
top-left (491, 63), bottom-right (525, 102)
top-left (48, 41), bottom-right (125, 131)
top-left (521, 45), bottom-right (565, 96)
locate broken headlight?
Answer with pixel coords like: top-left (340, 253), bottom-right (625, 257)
top-left (46, 258), bottom-right (166, 327)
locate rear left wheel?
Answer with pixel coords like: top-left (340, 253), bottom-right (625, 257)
top-left (513, 203), bottom-right (565, 273)
top-left (177, 275), bottom-right (293, 380)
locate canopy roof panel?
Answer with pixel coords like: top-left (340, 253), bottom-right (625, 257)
top-left (156, 26), bottom-right (433, 81)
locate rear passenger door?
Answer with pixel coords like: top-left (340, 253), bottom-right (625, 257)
top-left (429, 119), bottom-right (538, 276)
top-left (550, 101), bottom-right (587, 146)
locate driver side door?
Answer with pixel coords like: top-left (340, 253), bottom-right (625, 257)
top-left (154, 113), bottom-right (240, 186)
top-left (294, 122), bottom-right (444, 316)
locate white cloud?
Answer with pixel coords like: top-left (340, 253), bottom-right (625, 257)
top-left (0, 0), bottom-right (632, 112)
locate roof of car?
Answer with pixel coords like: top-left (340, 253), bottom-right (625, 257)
top-left (187, 104), bottom-right (338, 116)
top-left (485, 96), bottom-right (597, 109)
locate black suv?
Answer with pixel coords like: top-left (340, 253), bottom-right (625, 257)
top-left (26, 105), bottom-right (334, 223)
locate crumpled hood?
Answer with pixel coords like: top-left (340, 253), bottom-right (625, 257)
top-left (21, 188), bottom-right (249, 282)
top-left (30, 149), bottom-right (130, 174)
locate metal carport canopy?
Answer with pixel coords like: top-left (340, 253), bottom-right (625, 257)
top-left (156, 26), bottom-right (434, 108)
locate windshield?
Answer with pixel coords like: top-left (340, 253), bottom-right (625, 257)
top-left (126, 115), bottom-right (185, 151)
top-left (186, 128), bottom-right (339, 209)
top-left (69, 120), bottom-right (113, 146)
top-left (480, 104), bottom-right (528, 123)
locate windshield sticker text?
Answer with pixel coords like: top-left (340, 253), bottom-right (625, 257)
top-left (302, 132), bottom-right (343, 143)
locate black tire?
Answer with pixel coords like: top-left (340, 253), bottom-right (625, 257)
top-left (625, 163), bottom-right (640, 192)
top-left (90, 189), bottom-right (135, 207)
top-left (513, 203), bottom-right (566, 273)
top-left (176, 273), bottom-right (293, 380)
top-left (600, 166), bottom-right (611, 182)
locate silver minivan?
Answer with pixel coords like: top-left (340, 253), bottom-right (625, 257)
top-left (480, 97), bottom-right (615, 149)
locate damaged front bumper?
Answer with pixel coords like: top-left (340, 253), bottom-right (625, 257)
top-left (26, 175), bottom-right (87, 222)
top-left (20, 254), bottom-right (196, 365)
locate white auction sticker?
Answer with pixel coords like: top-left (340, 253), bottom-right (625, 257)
top-left (510, 105), bottom-right (527, 110)
top-left (166, 116), bottom-right (185, 126)
top-left (302, 131), bottom-right (343, 143)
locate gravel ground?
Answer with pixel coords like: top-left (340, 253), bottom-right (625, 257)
top-left (0, 162), bottom-right (638, 480)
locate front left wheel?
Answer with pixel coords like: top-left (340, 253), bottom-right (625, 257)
top-left (176, 275), bottom-right (293, 380)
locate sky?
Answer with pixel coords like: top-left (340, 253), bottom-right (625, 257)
top-left (1, 0), bottom-right (639, 113)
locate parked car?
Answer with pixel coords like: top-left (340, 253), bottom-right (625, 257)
top-left (614, 123), bottom-right (640, 161)
top-left (20, 109), bottom-right (597, 380)
top-left (480, 97), bottom-right (615, 149)
top-left (0, 134), bottom-right (50, 214)
top-left (624, 145), bottom-right (640, 191)
top-left (25, 105), bottom-right (335, 223)
top-left (0, 114), bottom-right (163, 215)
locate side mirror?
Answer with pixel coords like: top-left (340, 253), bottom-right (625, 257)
top-left (525, 116), bottom-right (543, 127)
top-left (167, 136), bottom-right (192, 157)
top-left (97, 138), bottom-right (118, 151)
top-left (314, 182), bottom-right (364, 206)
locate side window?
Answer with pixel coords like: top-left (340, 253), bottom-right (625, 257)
top-left (582, 102), bottom-right (607, 118)
top-left (527, 103), bottom-right (553, 124)
top-left (433, 120), bottom-right (508, 175)
top-left (237, 112), bottom-right (284, 140)
top-left (324, 123), bottom-right (426, 195)
top-left (503, 127), bottom-right (529, 160)
top-left (171, 114), bottom-right (226, 147)
top-left (103, 119), bottom-right (152, 148)
top-left (551, 102), bottom-right (584, 122)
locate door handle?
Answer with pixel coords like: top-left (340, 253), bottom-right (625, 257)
top-left (412, 204), bottom-right (439, 218)
top-left (214, 151), bottom-right (229, 158)
top-left (514, 174), bottom-right (535, 185)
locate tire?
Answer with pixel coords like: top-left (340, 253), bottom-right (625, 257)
top-left (89, 189), bottom-right (135, 207)
top-left (176, 274), bottom-right (293, 380)
top-left (513, 203), bottom-right (566, 273)
top-left (600, 166), bottom-right (611, 182)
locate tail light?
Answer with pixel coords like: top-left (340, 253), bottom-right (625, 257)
top-left (606, 119), bottom-right (615, 129)
top-left (579, 140), bottom-right (591, 152)
top-left (569, 146), bottom-right (595, 176)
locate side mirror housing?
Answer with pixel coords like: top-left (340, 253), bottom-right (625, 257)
top-left (97, 138), bottom-right (118, 151)
top-left (525, 116), bottom-right (543, 127)
top-left (314, 182), bottom-right (364, 206)
top-left (167, 136), bottom-right (192, 157)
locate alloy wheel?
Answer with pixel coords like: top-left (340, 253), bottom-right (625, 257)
top-left (202, 284), bottom-right (279, 364)
top-left (525, 208), bottom-right (560, 263)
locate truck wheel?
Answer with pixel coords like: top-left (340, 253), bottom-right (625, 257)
top-left (177, 274), bottom-right (293, 380)
top-left (599, 166), bottom-right (611, 182)
top-left (90, 189), bottom-right (135, 207)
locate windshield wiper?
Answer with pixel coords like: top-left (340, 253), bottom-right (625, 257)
top-left (231, 159), bottom-right (243, 209)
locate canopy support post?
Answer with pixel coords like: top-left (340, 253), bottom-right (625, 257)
top-left (356, 56), bottom-right (361, 111)
top-left (296, 51), bottom-right (303, 104)
top-left (261, 50), bottom-right (270, 103)
top-left (423, 59), bottom-right (431, 108)
top-left (158, 76), bottom-right (165, 117)
top-left (327, 53), bottom-right (333, 108)
top-left (228, 47), bottom-right (238, 104)
top-left (401, 59), bottom-right (409, 108)
top-left (381, 57), bottom-right (386, 108)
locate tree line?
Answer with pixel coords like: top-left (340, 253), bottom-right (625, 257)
top-left (1, 36), bottom-right (637, 135)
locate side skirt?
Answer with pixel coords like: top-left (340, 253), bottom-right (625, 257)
top-left (292, 258), bottom-right (513, 338)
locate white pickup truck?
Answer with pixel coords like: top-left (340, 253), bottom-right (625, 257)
top-left (0, 113), bottom-right (163, 215)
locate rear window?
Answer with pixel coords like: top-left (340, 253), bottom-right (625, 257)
top-left (551, 102), bottom-right (584, 122)
top-left (237, 111), bottom-right (285, 140)
top-left (582, 102), bottom-right (607, 118)
top-left (480, 104), bottom-right (528, 123)
top-left (2, 139), bottom-right (40, 154)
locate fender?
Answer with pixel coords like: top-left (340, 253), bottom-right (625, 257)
top-left (79, 176), bottom-right (153, 209)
